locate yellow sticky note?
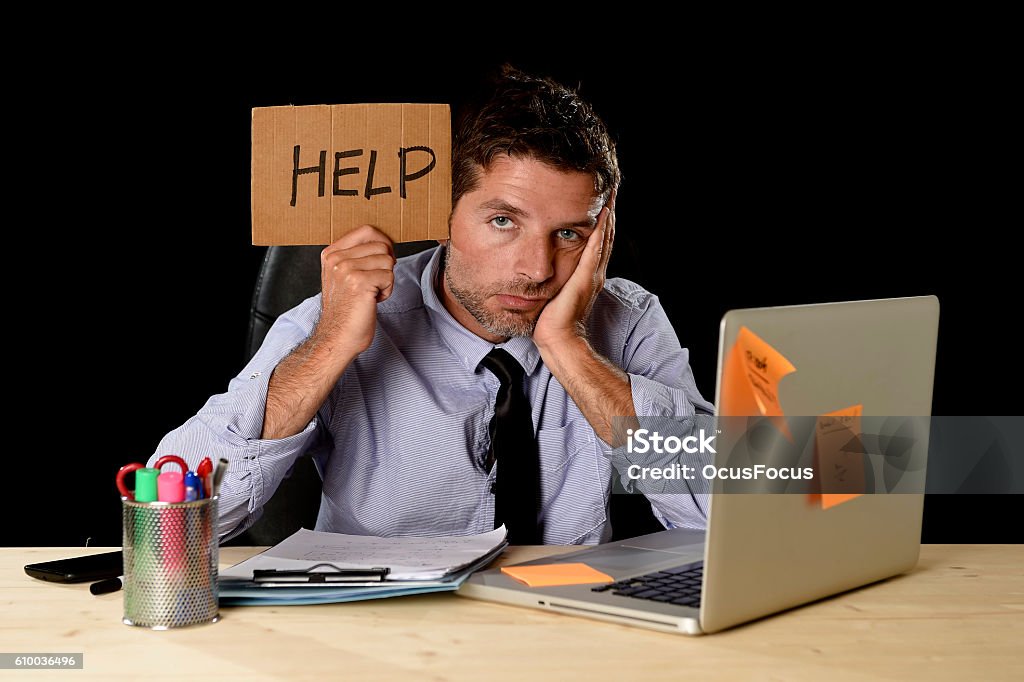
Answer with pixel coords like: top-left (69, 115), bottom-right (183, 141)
top-left (721, 325), bottom-right (797, 440)
top-left (501, 563), bottom-right (614, 587)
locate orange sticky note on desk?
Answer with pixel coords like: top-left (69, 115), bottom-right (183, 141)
top-left (501, 563), bottom-right (614, 587)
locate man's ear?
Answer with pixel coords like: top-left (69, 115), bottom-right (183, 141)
top-left (436, 239), bottom-right (449, 247)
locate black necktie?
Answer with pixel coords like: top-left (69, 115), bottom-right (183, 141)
top-left (479, 348), bottom-right (542, 544)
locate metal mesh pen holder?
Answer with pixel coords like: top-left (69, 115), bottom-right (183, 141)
top-left (122, 496), bottom-right (220, 629)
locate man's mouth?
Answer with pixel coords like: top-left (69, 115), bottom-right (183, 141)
top-left (495, 294), bottom-right (547, 310)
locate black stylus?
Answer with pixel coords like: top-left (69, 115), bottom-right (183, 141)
top-left (90, 577), bottom-right (123, 595)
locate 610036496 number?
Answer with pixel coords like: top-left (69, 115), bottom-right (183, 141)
top-left (0, 654), bottom-right (82, 669)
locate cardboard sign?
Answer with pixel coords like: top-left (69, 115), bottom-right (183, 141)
top-left (251, 104), bottom-right (451, 245)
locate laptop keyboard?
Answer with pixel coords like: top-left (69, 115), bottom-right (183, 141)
top-left (591, 562), bottom-right (703, 608)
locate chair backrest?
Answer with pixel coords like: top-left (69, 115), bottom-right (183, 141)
top-left (227, 241), bottom-right (664, 545)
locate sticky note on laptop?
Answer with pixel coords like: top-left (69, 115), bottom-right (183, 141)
top-left (815, 404), bottom-right (865, 510)
top-left (501, 563), bottom-right (614, 587)
top-left (721, 325), bottom-right (797, 441)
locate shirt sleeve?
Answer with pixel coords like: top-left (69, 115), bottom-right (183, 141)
top-left (599, 291), bottom-right (716, 531)
top-left (147, 294), bottom-right (333, 543)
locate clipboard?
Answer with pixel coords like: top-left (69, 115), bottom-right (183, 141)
top-left (252, 563), bottom-right (390, 584)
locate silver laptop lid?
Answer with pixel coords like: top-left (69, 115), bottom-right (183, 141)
top-left (701, 295), bottom-right (940, 633)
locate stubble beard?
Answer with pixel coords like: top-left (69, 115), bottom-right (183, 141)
top-left (443, 244), bottom-right (549, 339)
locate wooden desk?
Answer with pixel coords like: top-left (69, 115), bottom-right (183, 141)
top-left (4, 546), bottom-right (1022, 680)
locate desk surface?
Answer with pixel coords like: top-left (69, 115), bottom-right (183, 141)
top-left (4, 545), bottom-right (1022, 680)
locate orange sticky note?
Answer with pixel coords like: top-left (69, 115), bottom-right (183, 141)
top-left (501, 563), bottom-right (614, 587)
top-left (820, 493), bottom-right (861, 510)
top-left (813, 404), bottom-right (865, 509)
top-left (721, 325), bottom-right (797, 440)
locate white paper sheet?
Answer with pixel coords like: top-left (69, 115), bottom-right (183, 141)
top-left (220, 525), bottom-right (508, 582)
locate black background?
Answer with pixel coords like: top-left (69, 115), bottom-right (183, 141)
top-left (11, 39), bottom-right (1018, 546)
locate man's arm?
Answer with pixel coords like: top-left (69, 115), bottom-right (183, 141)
top-left (533, 194), bottom-right (714, 529)
top-left (539, 290), bottom-right (715, 530)
top-left (263, 224), bottom-right (397, 440)
top-left (148, 295), bottom-right (332, 542)
top-left (150, 224), bottom-right (399, 541)
top-left (605, 291), bottom-right (716, 529)
top-left (261, 331), bottom-right (356, 441)
top-left (534, 193), bottom-right (630, 446)
top-left (535, 335), bottom-right (636, 445)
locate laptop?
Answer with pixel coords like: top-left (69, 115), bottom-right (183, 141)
top-left (458, 295), bottom-right (940, 634)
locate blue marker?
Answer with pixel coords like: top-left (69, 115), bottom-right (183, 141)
top-left (184, 471), bottom-right (202, 501)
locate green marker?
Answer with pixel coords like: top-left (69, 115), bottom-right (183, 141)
top-left (134, 468), bottom-right (159, 503)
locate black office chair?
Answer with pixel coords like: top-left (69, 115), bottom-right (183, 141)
top-left (227, 243), bottom-right (663, 545)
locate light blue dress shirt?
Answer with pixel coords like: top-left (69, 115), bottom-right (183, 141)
top-left (149, 245), bottom-right (715, 544)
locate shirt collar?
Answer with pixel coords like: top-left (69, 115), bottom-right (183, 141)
top-left (420, 244), bottom-right (542, 377)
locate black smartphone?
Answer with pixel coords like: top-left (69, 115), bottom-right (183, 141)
top-left (24, 551), bottom-right (123, 583)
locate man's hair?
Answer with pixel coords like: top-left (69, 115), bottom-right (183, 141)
top-left (451, 63), bottom-right (622, 212)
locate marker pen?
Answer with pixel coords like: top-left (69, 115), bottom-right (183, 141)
top-left (184, 472), bottom-right (202, 501)
top-left (134, 468), bottom-right (159, 503)
top-left (157, 471), bottom-right (185, 502)
top-left (197, 458), bottom-right (213, 498)
top-left (90, 576), bottom-right (123, 595)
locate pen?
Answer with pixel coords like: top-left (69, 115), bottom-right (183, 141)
top-left (90, 576), bottom-right (123, 595)
top-left (184, 472), bottom-right (202, 501)
top-left (197, 457), bottom-right (213, 498)
top-left (154, 456), bottom-right (188, 577)
top-left (213, 458), bottom-right (229, 497)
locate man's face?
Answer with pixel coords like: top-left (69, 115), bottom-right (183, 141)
top-left (440, 155), bottom-right (604, 343)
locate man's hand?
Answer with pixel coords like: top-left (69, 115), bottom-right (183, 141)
top-left (530, 189), bottom-right (634, 445)
top-left (261, 224), bottom-right (393, 441)
top-left (316, 224), bottom-right (396, 361)
top-left (533, 190), bottom-right (616, 350)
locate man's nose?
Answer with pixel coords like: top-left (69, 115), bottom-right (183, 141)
top-left (513, 234), bottom-right (555, 283)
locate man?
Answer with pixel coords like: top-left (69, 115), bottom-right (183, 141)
top-left (150, 64), bottom-right (714, 544)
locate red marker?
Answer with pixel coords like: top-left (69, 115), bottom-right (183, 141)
top-left (196, 457), bottom-right (213, 498)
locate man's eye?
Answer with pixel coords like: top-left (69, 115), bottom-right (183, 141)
top-left (558, 229), bottom-right (581, 241)
top-left (491, 216), bottom-right (513, 228)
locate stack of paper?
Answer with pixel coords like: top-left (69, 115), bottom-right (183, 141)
top-left (219, 526), bottom-right (507, 605)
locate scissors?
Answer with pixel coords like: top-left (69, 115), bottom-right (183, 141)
top-left (116, 455), bottom-right (190, 501)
